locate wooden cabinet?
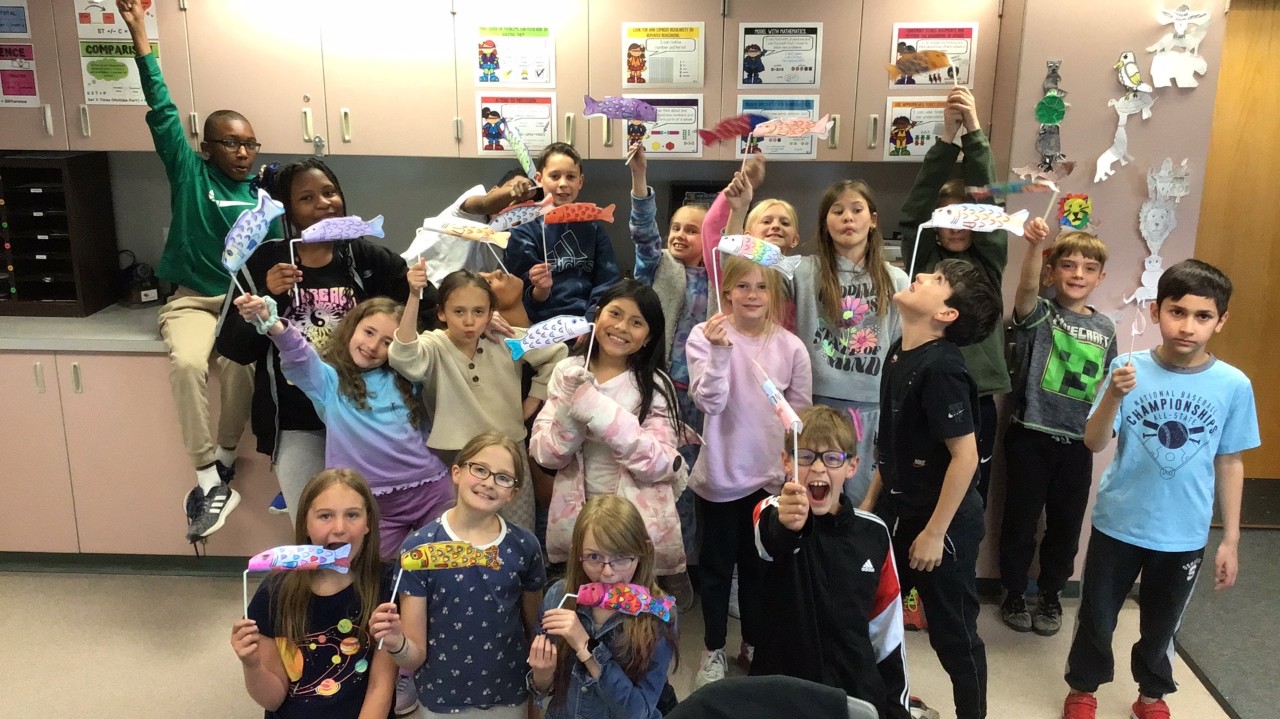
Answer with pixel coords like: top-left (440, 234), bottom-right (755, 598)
top-left (0, 0), bottom-right (69, 151)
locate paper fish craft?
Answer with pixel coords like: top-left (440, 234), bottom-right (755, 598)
top-left (401, 541), bottom-right (503, 571)
top-left (576, 582), bottom-right (675, 623)
top-left (247, 544), bottom-right (351, 573)
top-left (489, 195), bottom-right (555, 232)
top-left (222, 189), bottom-right (284, 273)
top-left (752, 114), bottom-right (833, 139)
top-left (299, 214), bottom-right (385, 242)
top-left (887, 50), bottom-right (951, 82)
top-left (929, 204), bottom-right (1028, 236)
top-left (965, 179), bottom-right (1058, 200)
top-left (761, 375), bottom-right (803, 433)
top-left (422, 219), bottom-right (511, 249)
top-left (697, 113), bottom-right (771, 145)
top-left (717, 234), bottom-right (802, 279)
top-left (502, 120), bottom-right (535, 176)
top-left (583, 95), bottom-right (658, 122)
top-left (541, 202), bottom-right (616, 224)
top-left (505, 315), bottom-right (592, 360)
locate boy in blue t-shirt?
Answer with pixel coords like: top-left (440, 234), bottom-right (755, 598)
top-left (1062, 259), bottom-right (1260, 719)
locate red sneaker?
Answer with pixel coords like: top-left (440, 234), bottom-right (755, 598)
top-left (903, 588), bottom-right (927, 631)
top-left (1130, 696), bottom-right (1171, 719)
top-left (1062, 692), bottom-right (1097, 719)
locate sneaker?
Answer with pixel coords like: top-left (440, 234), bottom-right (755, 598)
top-left (394, 673), bottom-right (419, 717)
top-left (909, 696), bottom-right (941, 719)
top-left (1034, 591), bottom-right (1063, 636)
top-left (1130, 696), bottom-right (1171, 719)
top-left (182, 485), bottom-right (202, 528)
top-left (1001, 591), bottom-right (1033, 633)
top-left (268, 492), bottom-right (289, 515)
top-left (658, 571), bottom-right (697, 613)
top-left (736, 641), bottom-right (754, 670)
top-left (185, 483), bottom-right (241, 541)
top-left (695, 648), bottom-right (727, 688)
top-left (1062, 692), bottom-right (1097, 719)
top-left (903, 588), bottom-right (927, 631)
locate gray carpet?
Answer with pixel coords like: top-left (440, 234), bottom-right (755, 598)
top-left (1176, 529), bottom-right (1280, 719)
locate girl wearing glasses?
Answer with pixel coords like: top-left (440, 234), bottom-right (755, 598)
top-left (527, 495), bottom-right (677, 718)
top-left (685, 255), bottom-right (812, 687)
top-left (372, 432), bottom-right (547, 719)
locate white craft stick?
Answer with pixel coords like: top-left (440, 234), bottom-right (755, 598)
top-left (417, 255), bottom-right (424, 301)
top-left (559, 593), bottom-right (578, 610)
top-left (243, 570), bottom-right (250, 619)
top-left (289, 239), bottom-right (301, 301)
top-left (541, 222), bottom-right (549, 265)
top-left (1044, 190), bottom-right (1061, 225)
top-left (231, 273), bottom-right (248, 296)
top-left (1127, 305), bottom-right (1147, 366)
top-left (377, 566), bottom-right (406, 650)
top-left (487, 243), bottom-right (509, 274)
top-left (585, 322), bottom-right (597, 375)
top-left (907, 224), bottom-right (928, 279)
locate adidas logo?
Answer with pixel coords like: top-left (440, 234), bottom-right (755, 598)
top-left (861, 559), bottom-right (875, 573)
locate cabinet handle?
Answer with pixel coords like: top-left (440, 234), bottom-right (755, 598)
top-left (827, 113), bottom-right (840, 150)
top-left (603, 118), bottom-right (613, 147)
top-left (189, 112), bottom-right (200, 138)
top-left (453, 117), bottom-right (462, 141)
top-left (34, 361), bottom-right (45, 394)
top-left (302, 108), bottom-right (314, 142)
top-left (867, 114), bottom-right (879, 150)
top-left (71, 362), bottom-right (83, 394)
top-left (340, 108), bottom-right (352, 142)
top-left (565, 112), bottom-right (576, 146)
top-left (79, 105), bottom-right (91, 137)
top-left (41, 104), bottom-right (53, 136)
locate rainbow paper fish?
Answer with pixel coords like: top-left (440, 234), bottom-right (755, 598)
top-left (421, 219), bottom-right (511, 249)
top-left (576, 582), bottom-right (675, 623)
top-left (887, 50), bottom-right (951, 82)
top-left (505, 315), bottom-right (592, 360)
top-left (502, 120), bottom-right (534, 176)
top-left (752, 114), bottom-right (833, 139)
top-left (697, 113), bottom-right (770, 146)
top-left (222, 189), bottom-right (284, 273)
top-left (929, 204), bottom-right (1028, 236)
top-left (401, 541), bottom-right (503, 571)
top-left (541, 202), bottom-right (616, 225)
top-left (490, 195), bottom-right (555, 232)
top-left (583, 95), bottom-right (658, 122)
top-left (717, 234), bottom-right (802, 279)
top-left (965, 179), bottom-right (1058, 200)
top-left (247, 544), bottom-right (351, 573)
top-left (299, 214), bottom-right (385, 242)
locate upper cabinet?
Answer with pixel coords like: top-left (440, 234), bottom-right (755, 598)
top-left (0, 0), bottom-right (69, 150)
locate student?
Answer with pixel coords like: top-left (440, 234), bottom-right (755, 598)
top-left (686, 256), bottom-right (811, 686)
top-left (371, 433), bottom-right (547, 718)
top-left (899, 87), bottom-right (1011, 505)
top-left (503, 142), bottom-right (621, 324)
top-left (118, 0), bottom-right (262, 542)
top-left (530, 280), bottom-right (689, 581)
top-left (231, 468), bottom-right (396, 718)
top-left (752, 405), bottom-right (910, 719)
top-left (528, 495), bottom-right (679, 718)
top-left (233, 294), bottom-right (452, 555)
top-left (998, 225), bottom-right (1115, 637)
top-left (216, 158), bottom-right (435, 520)
top-left (863, 259), bottom-right (1001, 719)
top-left (1062, 260), bottom-right (1259, 719)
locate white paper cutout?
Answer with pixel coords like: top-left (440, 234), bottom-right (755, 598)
top-left (1124, 254), bottom-right (1164, 305)
top-left (1095, 54), bottom-right (1156, 184)
top-left (1149, 158), bottom-right (1191, 204)
top-left (1109, 92), bottom-right (1156, 126)
top-left (1094, 126), bottom-right (1133, 183)
top-left (1115, 52), bottom-right (1153, 95)
top-left (1150, 50), bottom-right (1207, 88)
top-left (1147, 5), bottom-right (1210, 89)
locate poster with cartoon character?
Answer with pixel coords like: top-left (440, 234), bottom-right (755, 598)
top-left (621, 94), bottom-right (702, 157)
top-left (475, 93), bottom-right (555, 156)
top-left (883, 96), bottom-right (945, 161)
top-left (736, 95), bottom-right (819, 160)
top-left (76, 0), bottom-right (160, 105)
top-left (474, 26), bottom-right (555, 87)
top-left (889, 23), bottom-right (977, 88)
top-left (621, 23), bottom-right (704, 88)
top-left (738, 23), bottom-right (822, 89)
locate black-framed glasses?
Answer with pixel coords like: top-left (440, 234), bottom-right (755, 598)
top-left (207, 137), bottom-right (262, 152)
top-left (796, 449), bottom-right (851, 468)
top-left (465, 462), bottom-right (517, 489)
top-left (580, 553), bottom-right (637, 573)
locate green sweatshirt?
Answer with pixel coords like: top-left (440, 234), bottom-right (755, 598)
top-left (899, 129), bottom-right (1011, 396)
top-left (138, 54), bottom-right (271, 297)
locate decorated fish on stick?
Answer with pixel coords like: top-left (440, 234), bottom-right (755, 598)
top-left (505, 315), bottom-right (593, 360)
top-left (718, 234), bottom-right (802, 280)
top-left (965, 179), bottom-right (1058, 200)
top-left (401, 541), bottom-right (503, 571)
top-left (583, 95), bottom-right (658, 122)
top-left (222, 188), bottom-right (285, 286)
top-left (542, 202), bottom-right (616, 224)
top-left (490, 195), bottom-right (555, 232)
top-left (576, 582), bottom-right (676, 622)
top-left (752, 114), bottom-right (833, 139)
top-left (421, 218), bottom-right (511, 249)
top-left (888, 50), bottom-right (951, 82)
top-left (299, 214), bottom-right (385, 242)
top-left (697, 113), bottom-right (771, 145)
top-left (502, 119), bottom-right (535, 176)
top-left (243, 543), bottom-right (351, 617)
top-left (908, 205), bottom-right (1028, 277)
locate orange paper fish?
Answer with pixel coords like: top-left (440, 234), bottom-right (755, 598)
top-left (541, 202), bottom-right (616, 225)
top-left (887, 50), bottom-right (951, 81)
top-left (422, 219), bottom-right (511, 248)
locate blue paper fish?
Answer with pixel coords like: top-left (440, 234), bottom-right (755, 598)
top-left (300, 214), bottom-right (385, 242)
top-left (222, 189), bottom-right (284, 273)
top-left (584, 95), bottom-right (658, 122)
top-left (505, 315), bottom-right (592, 360)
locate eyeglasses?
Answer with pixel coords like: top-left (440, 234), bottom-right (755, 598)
top-left (580, 553), bottom-right (637, 573)
top-left (207, 137), bottom-right (262, 152)
top-left (464, 462), bottom-right (518, 489)
top-left (796, 449), bottom-right (851, 468)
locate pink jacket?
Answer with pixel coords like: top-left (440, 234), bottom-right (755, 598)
top-left (530, 357), bottom-right (688, 575)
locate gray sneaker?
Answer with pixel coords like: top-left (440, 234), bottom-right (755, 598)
top-left (186, 483), bottom-right (241, 542)
top-left (394, 673), bottom-right (418, 716)
top-left (1001, 591), bottom-right (1033, 632)
top-left (1033, 591), bottom-right (1063, 636)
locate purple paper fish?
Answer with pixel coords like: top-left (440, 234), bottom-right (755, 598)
top-left (247, 544), bottom-right (351, 573)
top-left (299, 214), bottom-right (385, 242)
top-left (505, 315), bottom-right (592, 360)
top-left (222, 189), bottom-right (284, 273)
top-left (576, 582), bottom-right (674, 622)
top-left (584, 95), bottom-right (658, 122)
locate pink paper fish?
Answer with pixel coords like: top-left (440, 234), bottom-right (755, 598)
top-left (697, 113), bottom-right (770, 146)
top-left (222, 189), bottom-right (284, 273)
top-left (505, 315), bottom-right (592, 360)
top-left (583, 95), bottom-right (658, 122)
top-left (247, 544), bottom-right (351, 573)
top-left (752, 114), bottom-right (833, 139)
top-left (929, 204), bottom-right (1028, 236)
top-left (299, 214), bottom-right (385, 242)
top-left (490, 195), bottom-right (555, 232)
top-left (717, 234), bottom-right (801, 279)
top-left (576, 582), bottom-right (674, 622)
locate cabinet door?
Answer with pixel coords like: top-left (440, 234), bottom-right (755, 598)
top-left (721, 0), bottom-right (863, 162)
top-left (0, 0), bottom-right (69, 150)
top-left (320, 0), bottom-right (458, 157)
top-left (0, 353), bottom-right (78, 552)
top-left (851, 0), bottom-right (1001, 162)
top-left (184, 1), bottom-right (326, 155)
top-left (53, 0), bottom-right (194, 151)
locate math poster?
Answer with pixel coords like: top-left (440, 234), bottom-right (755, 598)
top-left (475, 93), bottom-right (556, 157)
top-left (621, 23), bottom-right (704, 89)
top-left (0, 0), bottom-right (30, 39)
top-left (0, 42), bottom-right (37, 106)
top-left (474, 26), bottom-right (555, 88)
top-left (75, 0), bottom-right (160, 105)
top-left (621, 94), bottom-right (702, 157)
top-left (889, 23), bottom-right (978, 88)
top-left (736, 96), bottom-right (819, 160)
top-left (737, 23), bottom-right (822, 89)
top-left (883, 96), bottom-right (946, 162)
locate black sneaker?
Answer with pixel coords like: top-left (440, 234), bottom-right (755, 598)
top-left (184, 461), bottom-right (236, 535)
top-left (186, 483), bottom-right (241, 542)
top-left (1033, 591), bottom-right (1063, 636)
top-left (1001, 591), bottom-right (1033, 632)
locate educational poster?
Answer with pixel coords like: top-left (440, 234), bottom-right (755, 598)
top-left (736, 96), bottom-right (819, 160)
top-left (883, 96), bottom-right (946, 162)
top-left (889, 23), bottom-right (978, 88)
top-left (0, 0), bottom-right (30, 39)
top-left (475, 93), bottom-right (555, 157)
top-left (0, 42), bottom-right (37, 106)
top-left (737, 23), bottom-right (822, 89)
top-left (474, 26), bottom-right (555, 88)
top-left (621, 23), bottom-right (704, 88)
top-left (621, 94), bottom-right (702, 158)
top-left (75, 0), bottom-right (160, 105)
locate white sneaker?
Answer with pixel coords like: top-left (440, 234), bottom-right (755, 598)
top-left (695, 648), bottom-right (727, 688)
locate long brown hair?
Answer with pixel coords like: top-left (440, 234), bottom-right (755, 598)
top-left (815, 180), bottom-right (894, 323)
top-left (549, 496), bottom-right (678, 711)
top-left (319, 296), bottom-right (427, 431)
top-left (274, 468), bottom-right (383, 647)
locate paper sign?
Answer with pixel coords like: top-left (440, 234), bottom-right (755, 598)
top-left (475, 26), bottom-right (555, 88)
top-left (0, 42), bottom-right (35, 106)
top-left (738, 23), bottom-right (822, 89)
top-left (890, 23), bottom-right (978, 88)
top-left (736, 96), bottom-right (819, 160)
top-left (622, 23), bottom-right (704, 88)
top-left (883, 96), bottom-right (946, 162)
top-left (0, 0), bottom-right (30, 39)
top-left (621, 94), bottom-right (702, 157)
top-left (75, 1), bottom-right (160, 105)
top-left (476, 93), bottom-right (556, 157)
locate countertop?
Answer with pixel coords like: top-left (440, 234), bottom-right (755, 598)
top-left (0, 304), bottom-right (166, 353)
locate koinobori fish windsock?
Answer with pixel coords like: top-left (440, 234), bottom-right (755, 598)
top-left (299, 214), bottom-right (385, 242)
top-left (717, 234), bottom-right (802, 279)
top-left (421, 219), bottom-right (511, 248)
top-left (928, 204), bottom-right (1029, 236)
top-left (575, 582), bottom-right (675, 622)
top-left (222, 189), bottom-right (285, 273)
top-left (505, 315), bottom-right (592, 360)
top-left (247, 544), bottom-right (352, 573)
top-left (583, 95), bottom-right (658, 122)
top-left (400, 541), bottom-right (503, 571)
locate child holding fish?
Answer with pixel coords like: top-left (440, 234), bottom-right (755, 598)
top-left (372, 432), bottom-right (547, 718)
top-left (528, 495), bottom-right (679, 719)
top-left (233, 468), bottom-right (397, 718)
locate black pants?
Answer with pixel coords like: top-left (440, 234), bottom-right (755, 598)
top-left (891, 507), bottom-right (988, 719)
top-left (1065, 528), bottom-right (1204, 698)
top-left (974, 394), bottom-right (997, 506)
top-left (697, 490), bottom-right (767, 650)
top-left (998, 423), bottom-right (1094, 596)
